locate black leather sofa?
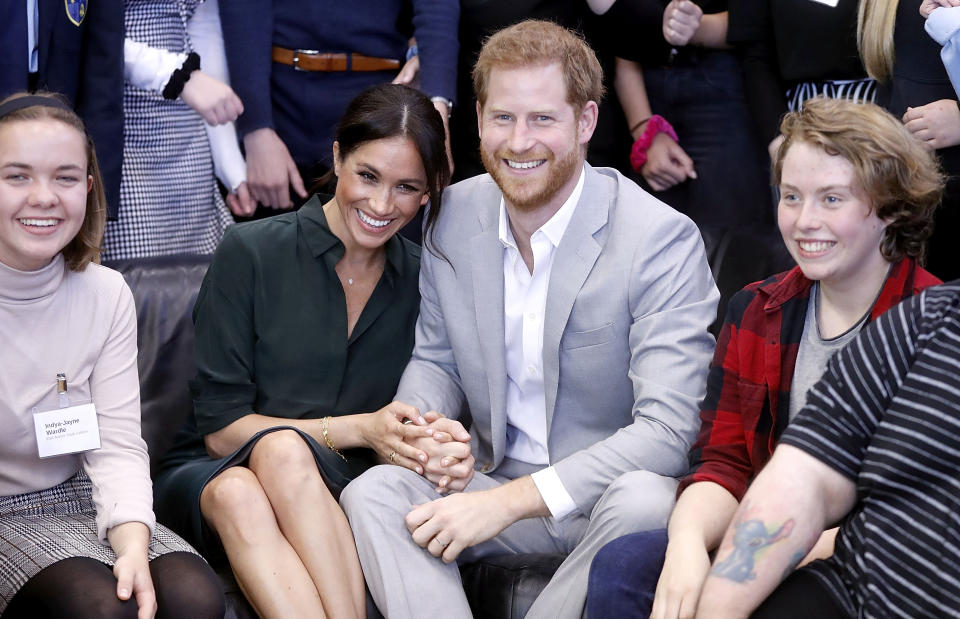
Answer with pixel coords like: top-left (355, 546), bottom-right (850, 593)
top-left (106, 223), bottom-right (792, 619)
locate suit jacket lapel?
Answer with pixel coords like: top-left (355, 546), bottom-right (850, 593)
top-left (542, 167), bottom-right (608, 435)
top-left (38, 0), bottom-right (56, 78)
top-left (470, 199), bottom-right (507, 461)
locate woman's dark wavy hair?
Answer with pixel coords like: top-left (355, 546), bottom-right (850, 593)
top-left (774, 97), bottom-right (944, 263)
top-left (319, 83), bottom-right (450, 255)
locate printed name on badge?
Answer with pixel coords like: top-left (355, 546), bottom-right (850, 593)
top-left (33, 403), bottom-right (101, 458)
top-left (808, 0), bottom-right (839, 7)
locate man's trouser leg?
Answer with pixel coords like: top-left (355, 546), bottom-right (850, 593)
top-left (341, 465), bottom-right (581, 619)
top-left (525, 470), bottom-right (679, 619)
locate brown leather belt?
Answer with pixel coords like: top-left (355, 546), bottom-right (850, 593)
top-left (271, 46), bottom-right (401, 72)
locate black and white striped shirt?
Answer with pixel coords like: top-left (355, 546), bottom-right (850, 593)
top-left (780, 282), bottom-right (960, 618)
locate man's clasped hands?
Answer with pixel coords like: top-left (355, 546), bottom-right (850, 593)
top-left (371, 402), bottom-right (533, 564)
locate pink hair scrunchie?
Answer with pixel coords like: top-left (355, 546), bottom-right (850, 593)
top-left (629, 115), bottom-right (679, 172)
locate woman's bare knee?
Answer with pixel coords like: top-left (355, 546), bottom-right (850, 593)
top-left (200, 466), bottom-right (274, 533)
top-left (246, 430), bottom-right (344, 516)
top-left (248, 429), bottom-right (316, 475)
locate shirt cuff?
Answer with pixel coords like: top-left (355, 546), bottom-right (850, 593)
top-left (124, 38), bottom-right (186, 93)
top-left (926, 6), bottom-right (960, 46)
top-left (531, 466), bottom-right (578, 520)
top-left (206, 122), bottom-right (247, 191)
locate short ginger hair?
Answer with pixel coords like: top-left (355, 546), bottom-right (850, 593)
top-left (472, 20), bottom-right (604, 113)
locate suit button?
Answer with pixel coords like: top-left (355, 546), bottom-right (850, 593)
top-left (480, 463), bottom-right (492, 473)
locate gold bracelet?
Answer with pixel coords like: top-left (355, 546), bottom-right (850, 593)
top-left (321, 416), bottom-right (347, 461)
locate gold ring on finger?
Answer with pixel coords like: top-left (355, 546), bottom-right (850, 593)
top-left (389, 451), bottom-right (397, 463)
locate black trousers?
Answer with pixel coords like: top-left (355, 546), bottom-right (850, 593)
top-left (752, 568), bottom-right (848, 619)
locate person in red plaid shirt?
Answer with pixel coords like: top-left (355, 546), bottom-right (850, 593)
top-left (587, 97), bottom-right (946, 619)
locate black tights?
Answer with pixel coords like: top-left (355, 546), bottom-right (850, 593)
top-left (3, 552), bottom-right (224, 619)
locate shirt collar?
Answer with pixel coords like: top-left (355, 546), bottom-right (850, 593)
top-left (498, 165), bottom-right (586, 250)
top-left (298, 195), bottom-right (406, 280)
top-left (761, 259), bottom-right (913, 318)
top-left (761, 266), bottom-right (814, 311)
top-left (0, 252), bottom-right (65, 303)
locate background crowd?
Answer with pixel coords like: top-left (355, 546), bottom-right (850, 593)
top-left (3, 0), bottom-right (959, 278)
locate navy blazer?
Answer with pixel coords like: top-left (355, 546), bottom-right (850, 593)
top-left (1, 0), bottom-right (124, 218)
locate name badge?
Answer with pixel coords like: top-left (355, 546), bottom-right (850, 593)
top-left (808, 0), bottom-right (839, 7)
top-left (33, 403), bottom-right (101, 458)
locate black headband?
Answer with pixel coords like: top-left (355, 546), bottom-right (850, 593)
top-left (0, 95), bottom-right (74, 119)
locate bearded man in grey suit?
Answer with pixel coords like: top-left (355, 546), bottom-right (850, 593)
top-left (341, 19), bottom-right (719, 619)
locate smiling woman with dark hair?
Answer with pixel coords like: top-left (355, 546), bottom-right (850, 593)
top-left (153, 83), bottom-right (456, 618)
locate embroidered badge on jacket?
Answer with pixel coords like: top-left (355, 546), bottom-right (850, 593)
top-left (66, 0), bottom-right (88, 26)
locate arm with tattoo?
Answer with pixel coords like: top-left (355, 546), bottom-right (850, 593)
top-left (694, 445), bottom-right (856, 618)
top-left (711, 509), bottom-right (795, 583)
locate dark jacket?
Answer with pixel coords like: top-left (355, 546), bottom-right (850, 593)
top-left (218, 0), bottom-right (458, 168)
top-left (1, 0), bottom-right (124, 217)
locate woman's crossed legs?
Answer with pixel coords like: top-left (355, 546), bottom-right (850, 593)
top-left (201, 429), bottom-right (365, 619)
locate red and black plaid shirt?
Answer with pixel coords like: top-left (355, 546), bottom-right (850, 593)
top-left (678, 258), bottom-right (940, 500)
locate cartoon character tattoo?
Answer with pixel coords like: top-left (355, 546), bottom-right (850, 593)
top-left (712, 513), bottom-right (795, 582)
top-left (781, 549), bottom-right (807, 581)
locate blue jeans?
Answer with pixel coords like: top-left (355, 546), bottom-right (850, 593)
top-left (587, 529), bottom-right (668, 618)
top-left (642, 50), bottom-right (772, 228)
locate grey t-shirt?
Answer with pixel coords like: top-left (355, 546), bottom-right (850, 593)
top-left (789, 284), bottom-right (870, 420)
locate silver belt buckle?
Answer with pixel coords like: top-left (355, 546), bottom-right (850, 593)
top-left (292, 49), bottom-right (320, 71)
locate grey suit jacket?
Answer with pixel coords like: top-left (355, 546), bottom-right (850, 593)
top-left (396, 165), bottom-right (719, 516)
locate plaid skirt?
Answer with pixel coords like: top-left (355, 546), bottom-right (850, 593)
top-left (0, 470), bottom-right (199, 611)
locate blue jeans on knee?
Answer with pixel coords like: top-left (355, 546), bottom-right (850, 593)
top-left (587, 529), bottom-right (668, 618)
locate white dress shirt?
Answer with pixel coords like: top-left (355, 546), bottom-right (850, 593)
top-left (499, 167), bottom-right (584, 519)
top-left (27, 0), bottom-right (38, 72)
top-left (926, 6), bottom-right (960, 97)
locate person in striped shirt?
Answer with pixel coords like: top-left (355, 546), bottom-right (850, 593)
top-left (587, 97), bottom-right (945, 619)
top-left (698, 279), bottom-right (960, 618)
